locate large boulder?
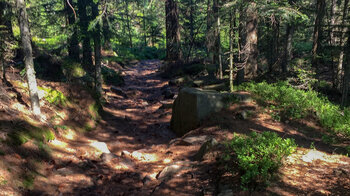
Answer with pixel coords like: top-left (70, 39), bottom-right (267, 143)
top-left (170, 88), bottom-right (229, 136)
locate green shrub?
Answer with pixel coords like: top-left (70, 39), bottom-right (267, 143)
top-left (39, 87), bottom-right (68, 106)
top-left (224, 132), bottom-right (296, 190)
top-left (239, 82), bottom-right (350, 137)
top-left (102, 66), bottom-right (124, 86)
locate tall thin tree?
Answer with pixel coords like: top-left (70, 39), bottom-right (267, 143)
top-left (17, 0), bottom-right (41, 116)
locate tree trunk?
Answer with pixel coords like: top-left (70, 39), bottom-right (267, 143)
top-left (270, 15), bottom-right (280, 72)
top-left (165, 0), bottom-right (182, 61)
top-left (236, 7), bottom-right (245, 85)
top-left (17, 0), bottom-right (41, 116)
top-left (143, 7), bottom-right (147, 47)
top-left (213, 0), bottom-right (222, 79)
top-left (336, 0), bottom-right (349, 90)
top-left (229, 10), bottom-right (234, 92)
top-left (92, 1), bottom-right (102, 96)
top-left (78, 0), bottom-right (93, 75)
top-left (281, 23), bottom-right (294, 73)
top-left (245, 1), bottom-right (258, 78)
top-left (341, 31), bottom-right (350, 107)
top-left (65, 0), bottom-right (80, 61)
top-left (125, 0), bottom-right (133, 48)
top-left (312, 0), bottom-right (326, 67)
top-left (206, 0), bottom-right (214, 60)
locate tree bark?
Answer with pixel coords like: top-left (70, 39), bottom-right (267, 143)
top-left (92, 1), bottom-right (102, 96)
top-left (341, 31), bottom-right (350, 107)
top-left (312, 0), bottom-right (326, 67)
top-left (281, 23), bottom-right (294, 73)
top-left (206, 0), bottom-right (214, 60)
top-left (125, 0), bottom-right (133, 48)
top-left (229, 10), bottom-right (234, 92)
top-left (65, 0), bottom-right (80, 61)
top-left (17, 0), bottom-right (41, 116)
top-left (336, 0), bottom-right (349, 90)
top-left (78, 0), bottom-right (93, 75)
top-left (165, 0), bottom-right (182, 61)
top-left (245, 1), bottom-right (258, 78)
top-left (213, 0), bottom-right (222, 79)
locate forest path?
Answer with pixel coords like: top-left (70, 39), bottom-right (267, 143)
top-left (36, 60), bottom-right (205, 195)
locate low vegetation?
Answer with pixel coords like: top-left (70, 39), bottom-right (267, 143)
top-left (239, 82), bottom-right (350, 138)
top-left (223, 132), bottom-right (297, 190)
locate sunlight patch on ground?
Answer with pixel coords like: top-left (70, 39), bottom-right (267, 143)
top-left (50, 139), bottom-right (68, 148)
top-left (61, 129), bottom-right (76, 140)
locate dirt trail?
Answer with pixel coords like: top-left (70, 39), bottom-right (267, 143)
top-left (30, 60), bottom-right (206, 196)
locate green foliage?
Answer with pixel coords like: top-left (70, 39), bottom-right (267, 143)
top-left (101, 66), bottom-right (124, 86)
top-left (32, 35), bottom-right (67, 51)
top-left (38, 87), bottom-right (68, 106)
top-left (224, 132), bottom-right (296, 190)
top-left (240, 82), bottom-right (350, 137)
top-left (62, 59), bottom-right (86, 78)
top-left (113, 46), bottom-right (166, 60)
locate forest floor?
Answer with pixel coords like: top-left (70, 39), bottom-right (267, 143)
top-left (0, 60), bottom-right (350, 196)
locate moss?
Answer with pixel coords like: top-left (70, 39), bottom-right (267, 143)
top-left (8, 126), bottom-right (55, 146)
top-left (88, 103), bottom-right (102, 121)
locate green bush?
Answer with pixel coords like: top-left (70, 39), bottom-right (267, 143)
top-left (39, 87), bottom-right (68, 106)
top-left (239, 82), bottom-right (350, 137)
top-left (102, 66), bottom-right (124, 86)
top-left (224, 132), bottom-right (296, 190)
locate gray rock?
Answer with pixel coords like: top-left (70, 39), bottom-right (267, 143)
top-left (182, 135), bottom-right (209, 145)
top-left (57, 167), bottom-right (74, 176)
top-left (110, 86), bottom-right (127, 98)
top-left (170, 88), bottom-right (230, 136)
top-left (156, 161), bottom-right (190, 180)
top-left (192, 138), bottom-right (218, 161)
top-left (236, 110), bottom-right (248, 120)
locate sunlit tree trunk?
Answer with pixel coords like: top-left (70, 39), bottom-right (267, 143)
top-left (312, 0), bottom-right (325, 67)
top-left (245, 1), bottom-right (258, 77)
top-left (92, 1), bottom-right (102, 96)
top-left (78, 0), bottom-right (93, 75)
top-left (229, 10), bottom-right (234, 92)
top-left (65, 0), bottom-right (80, 61)
top-left (165, 0), bottom-right (182, 61)
top-left (17, 0), bottom-right (41, 116)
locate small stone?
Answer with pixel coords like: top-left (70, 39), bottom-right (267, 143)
top-left (57, 167), bottom-right (74, 176)
top-left (192, 138), bottom-right (218, 161)
top-left (157, 161), bottom-right (190, 180)
top-left (100, 153), bottom-right (118, 163)
top-left (89, 141), bottom-right (111, 154)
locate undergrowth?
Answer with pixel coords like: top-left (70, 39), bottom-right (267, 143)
top-left (239, 81), bottom-right (350, 137)
top-left (223, 132), bottom-right (296, 190)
